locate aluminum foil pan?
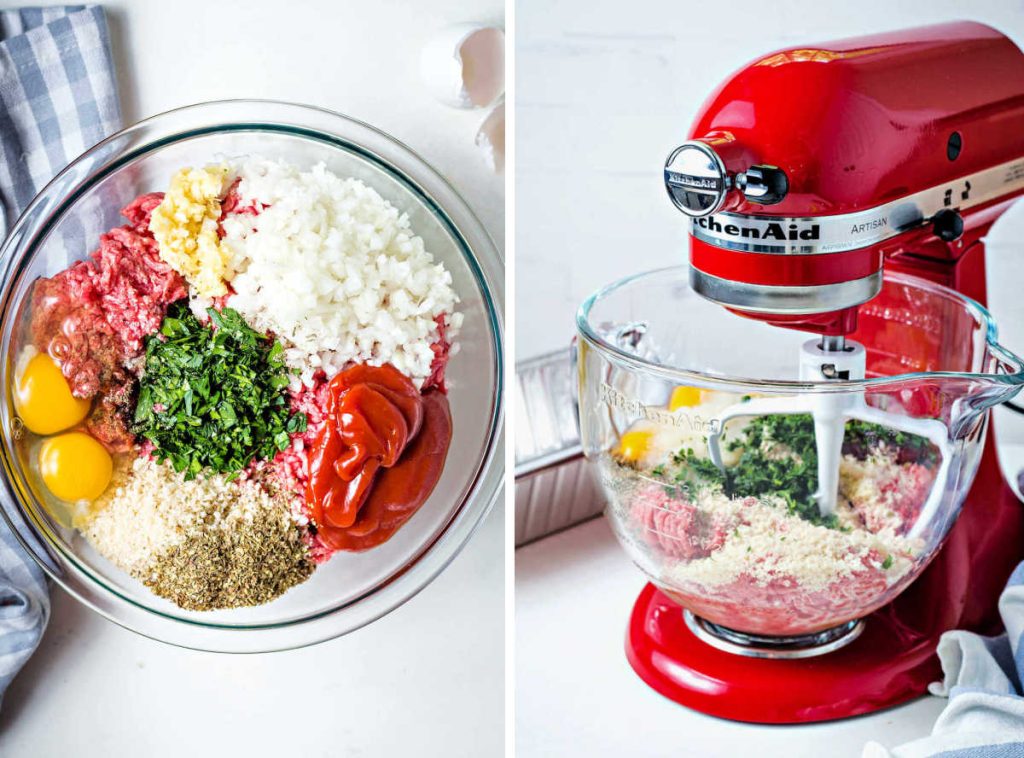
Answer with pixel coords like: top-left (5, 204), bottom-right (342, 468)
top-left (515, 348), bottom-right (604, 545)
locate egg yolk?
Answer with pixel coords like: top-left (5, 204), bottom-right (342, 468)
top-left (669, 385), bottom-right (703, 411)
top-left (39, 432), bottom-right (112, 502)
top-left (15, 352), bottom-right (91, 435)
top-left (618, 430), bottom-right (652, 463)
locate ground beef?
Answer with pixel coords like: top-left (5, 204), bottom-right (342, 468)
top-left (30, 193), bottom-right (187, 399)
top-left (630, 489), bottom-right (730, 561)
top-left (853, 460), bottom-right (935, 535)
top-left (423, 314), bottom-right (453, 392)
top-left (667, 550), bottom-right (894, 636)
top-left (86, 377), bottom-right (137, 453)
top-left (272, 375), bottom-right (330, 500)
top-left (217, 177), bottom-right (264, 228)
top-left (617, 441), bottom-right (931, 637)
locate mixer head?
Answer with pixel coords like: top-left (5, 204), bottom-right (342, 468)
top-left (664, 21), bottom-right (1024, 338)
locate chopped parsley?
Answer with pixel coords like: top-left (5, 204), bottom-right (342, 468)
top-left (671, 447), bottom-right (726, 491)
top-left (726, 414), bottom-right (830, 526)
top-left (133, 301), bottom-right (306, 480)
top-left (844, 419), bottom-right (938, 466)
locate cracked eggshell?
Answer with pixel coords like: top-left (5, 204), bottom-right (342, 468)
top-left (476, 100), bottom-right (505, 173)
top-left (421, 24), bottom-right (505, 109)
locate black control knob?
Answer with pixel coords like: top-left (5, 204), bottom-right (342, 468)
top-left (736, 165), bottom-right (788, 206)
top-left (932, 209), bottom-right (964, 242)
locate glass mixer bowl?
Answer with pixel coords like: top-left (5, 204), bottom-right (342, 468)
top-left (577, 266), bottom-right (1024, 650)
top-left (0, 101), bottom-right (504, 652)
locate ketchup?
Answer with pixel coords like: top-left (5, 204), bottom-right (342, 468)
top-left (307, 364), bottom-right (452, 552)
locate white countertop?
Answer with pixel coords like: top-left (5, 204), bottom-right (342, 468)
top-left (515, 444), bottom-right (1024, 758)
top-left (0, 0), bottom-right (505, 756)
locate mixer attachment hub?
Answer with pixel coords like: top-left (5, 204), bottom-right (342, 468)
top-left (734, 164), bottom-right (788, 206)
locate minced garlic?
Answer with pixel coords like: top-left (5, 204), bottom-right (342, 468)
top-left (149, 164), bottom-right (231, 298)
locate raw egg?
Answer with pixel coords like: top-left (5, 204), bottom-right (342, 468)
top-left (39, 432), bottom-right (112, 502)
top-left (617, 429), bottom-right (652, 463)
top-left (14, 352), bottom-right (91, 435)
top-left (669, 385), bottom-right (703, 411)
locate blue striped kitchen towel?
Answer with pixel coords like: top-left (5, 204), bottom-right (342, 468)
top-left (0, 4), bottom-right (121, 707)
top-left (865, 562), bottom-right (1024, 758)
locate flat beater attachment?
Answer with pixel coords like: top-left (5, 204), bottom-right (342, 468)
top-left (706, 338), bottom-right (951, 538)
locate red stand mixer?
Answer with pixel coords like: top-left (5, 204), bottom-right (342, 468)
top-left (622, 21), bottom-right (1024, 722)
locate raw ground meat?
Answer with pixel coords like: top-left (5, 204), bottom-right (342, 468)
top-left (217, 177), bottom-right (264, 230)
top-left (423, 314), bottom-right (453, 392)
top-left (272, 376), bottom-right (329, 498)
top-left (86, 378), bottom-right (137, 453)
top-left (266, 375), bottom-right (334, 562)
top-left (618, 450), bottom-right (931, 636)
top-left (630, 488), bottom-right (730, 561)
top-left (666, 550), bottom-right (895, 635)
top-left (847, 459), bottom-right (936, 535)
top-left (29, 193), bottom-right (187, 451)
top-left (31, 193), bottom-right (186, 399)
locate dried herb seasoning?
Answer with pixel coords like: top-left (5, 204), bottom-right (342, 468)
top-left (146, 510), bottom-right (314, 610)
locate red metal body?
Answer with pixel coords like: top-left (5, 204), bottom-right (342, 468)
top-left (628, 21), bottom-right (1024, 723)
top-left (687, 21), bottom-right (1024, 333)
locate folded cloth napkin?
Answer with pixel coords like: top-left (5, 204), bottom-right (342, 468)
top-left (0, 4), bottom-right (120, 706)
top-left (865, 562), bottom-right (1024, 758)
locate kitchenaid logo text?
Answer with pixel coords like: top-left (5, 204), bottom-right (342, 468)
top-left (665, 171), bottom-right (722, 191)
top-left (599, 383), bottom-right (720, 434)
top-left (696, 216), bottom-right (820, 241)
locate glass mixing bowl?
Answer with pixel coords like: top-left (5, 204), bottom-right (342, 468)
top-left (0, 101), bottom-right (504, 652)
top-left (577, 266), bottom-right (1024, 644)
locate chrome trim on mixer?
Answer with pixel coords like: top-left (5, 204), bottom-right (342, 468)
top-left (690, 267), bottom-right (882, 314)
top-left (691, 155), bottom-right (1024, 255)
top-left (683, 611), bottom-right (864, 659)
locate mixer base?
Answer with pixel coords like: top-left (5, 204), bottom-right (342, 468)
top-left (682, 611), bottom-right (864, 659)
top-left (626, 583), bottom-right (943, 724)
